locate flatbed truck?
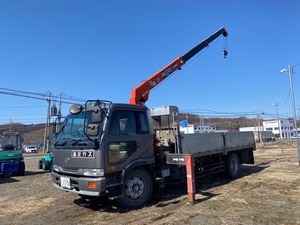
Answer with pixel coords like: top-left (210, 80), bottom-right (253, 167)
top-left (51, 27), bottom-right (255, 208)
top-left (51, 103), bottom-right (255, 208)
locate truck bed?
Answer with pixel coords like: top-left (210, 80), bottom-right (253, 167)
top-left (180, 131), bottom-right (256, 157)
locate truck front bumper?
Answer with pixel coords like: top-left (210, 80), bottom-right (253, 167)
top-left (51, 171), bottom-right (106, 197)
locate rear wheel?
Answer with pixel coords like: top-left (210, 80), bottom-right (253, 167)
top-left (225, 152), bottom-right (240, 179)
top-left (116, 168), bottom-right (153, 209)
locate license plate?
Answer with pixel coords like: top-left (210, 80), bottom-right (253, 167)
top-left (72, 150), bottom-right (94, 158)
top-left (60, 176), bottom-right (71, 189)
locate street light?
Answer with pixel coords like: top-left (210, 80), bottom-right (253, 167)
top-left (280, 65), bottom-right (300, 165)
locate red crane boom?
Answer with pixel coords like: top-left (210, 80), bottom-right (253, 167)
top-left (129, 27), bottom-right (228, 105)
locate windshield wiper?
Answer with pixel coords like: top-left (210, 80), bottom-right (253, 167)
top-left (54, 138), bottom-right (69, 146)
top-left (71, 138), bottom-right (88, 146)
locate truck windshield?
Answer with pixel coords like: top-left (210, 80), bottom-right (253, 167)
top-left (55, 111), bottom-right (102, 146)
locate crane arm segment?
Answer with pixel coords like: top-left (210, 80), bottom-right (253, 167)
top-left (129, 57), bottom-right (184, 105)
top-left (129, 27), bottom-right (228, 105)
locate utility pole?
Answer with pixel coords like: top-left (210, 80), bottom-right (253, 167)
top-left (280, 65), bottom-right (300, 166)
top-left (186, 115), bottom-right (189, 134)
top-left (260, 113), bottom-right (264, 144)
top-left (199, 114), bottom-right (204, 133)
top-left (256, 113), bottom-right (263, 144)
top-left (273, 102), bottom-right (283, 153)
top-left (43, 92), bottom-right (51, 153)
top-left (57, 93), bottom-right (64, 124)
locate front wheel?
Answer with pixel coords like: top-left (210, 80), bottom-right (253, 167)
top-left (116, 168), bottom-right (153, 209)
top-left (16, 161), bottom-right (25, 176)
top-left (225, 152), bottom-right (240, 179)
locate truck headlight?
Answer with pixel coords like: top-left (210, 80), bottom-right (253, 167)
top-left (82, 169), bottom-right (104, 177)
top-left (52, 164), bottom-right (61, 172)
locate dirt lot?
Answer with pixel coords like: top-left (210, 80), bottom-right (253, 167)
top-left (1, 141), bottom-right (300, 225)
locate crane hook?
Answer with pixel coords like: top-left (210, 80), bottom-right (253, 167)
top-left (223, 49), bottom-right (228, 58)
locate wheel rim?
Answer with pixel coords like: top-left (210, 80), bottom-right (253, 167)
top-left (231, 157), bottom-right (238, 174)
top-left (125, 176), bottom-right (145, 199)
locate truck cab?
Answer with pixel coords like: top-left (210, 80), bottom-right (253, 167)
top-left (51, 100), bottom-right (155, 208)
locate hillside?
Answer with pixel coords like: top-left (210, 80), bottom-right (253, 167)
top-left (1, 115), bottom-right (258, 145)
top-left (179, 113), bottom-right (257, 131)
top-left (0, 123), bottom-right (45, 146)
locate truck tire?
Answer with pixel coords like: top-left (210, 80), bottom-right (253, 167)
top-left (225, 152), bottom-right (240, 179)
top-left (116, 168), bottom-right (153, 209)
top-left (17, 161), bottom-right (25, 176)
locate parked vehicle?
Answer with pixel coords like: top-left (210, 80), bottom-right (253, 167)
top-left (50, 27), bottom-right (255, 209)
top-left (38, 152), bottom-right (53, 170)
top-left (0, 132), bottom-right (25, 176)
top-left (25, 145), bottom-right (38, 153)
top-left (38, 118), bottom-right (64, 171)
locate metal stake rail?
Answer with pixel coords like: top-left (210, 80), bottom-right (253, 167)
top-left (166, 153), bottom-right (196, 204)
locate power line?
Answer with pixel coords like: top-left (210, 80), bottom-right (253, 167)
top-left (0, 90), bottom-right (47, 101)
top-left (0, 87), bottom-right (87, 125)
top-left (0, 87), bottom-right (45, 96)
top-left (0, 87), bottom-right (87, 104)
top-left (0, 106), bottom-right (45, 109)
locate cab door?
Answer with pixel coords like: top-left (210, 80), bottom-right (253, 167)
top-left (105, 109), bottom-right (154, 171)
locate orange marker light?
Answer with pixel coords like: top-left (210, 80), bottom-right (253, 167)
top-left (88, 182), bottom-right (97, 189)
top-left (108, 166), bottom-right (116, 172)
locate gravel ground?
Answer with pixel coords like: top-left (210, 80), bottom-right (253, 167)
top-left (0, 141), bottom-right (300, 225)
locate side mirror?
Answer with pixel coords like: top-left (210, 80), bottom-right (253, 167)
top-left (70, 104), bottom-right (83, 114)
top-left (86, 124), bottom-right (99, 136)
top-left (92, 108), bottom-right (102, 123)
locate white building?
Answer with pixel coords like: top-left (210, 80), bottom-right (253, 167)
top-left (194, 125), bottom-right (216, 133)
top-left (263, 119), bottom-right (295, 139)
top-left (240, 119), bottom-right (296, 140)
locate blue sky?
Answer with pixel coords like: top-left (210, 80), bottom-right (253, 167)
top-left (0, 0), bottom-right (300, 124)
